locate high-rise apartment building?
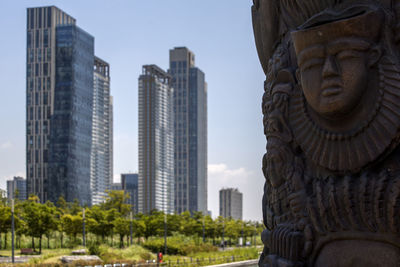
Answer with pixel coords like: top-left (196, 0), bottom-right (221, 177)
top-left (219, 188), bottom-right (243, 220)
top-left (169, 47), bottom-right (207, 214)
top-left (91, 57), bottom-right (113, 205)
top-left (121, 173), bottom-right (139, 214)
top-left (7, 177), bottom-right (27, 201)
top-left (138, 65), bottom-right (174, 214)
top-left (27, 6), bottom-right (94, 205)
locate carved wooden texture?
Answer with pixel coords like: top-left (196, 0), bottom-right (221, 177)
top-left (253, 0), bottom-right (400, 266)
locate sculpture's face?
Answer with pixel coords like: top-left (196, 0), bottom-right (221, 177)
top-left (298, 39), bottom-right (370, 118)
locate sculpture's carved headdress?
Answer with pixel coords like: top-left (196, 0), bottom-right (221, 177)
top-left (288, 6), bottom-right (400, 173)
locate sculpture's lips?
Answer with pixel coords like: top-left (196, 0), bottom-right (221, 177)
top-left (321, 86), bottom-right (342, 96)
top-left (321, 79), bottom-right (342, 96)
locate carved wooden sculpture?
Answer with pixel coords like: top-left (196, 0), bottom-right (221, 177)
top-left (253, 1), bottom-right (400, 266)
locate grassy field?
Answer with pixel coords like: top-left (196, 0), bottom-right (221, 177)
top-left (0, 245), bottom-right (260, 266)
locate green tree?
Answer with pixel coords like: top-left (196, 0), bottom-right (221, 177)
top-left (55, 196), bottom-right (68, 248)
top-left (204, 215), bottom-right (216, 243)
top-left (43, 201), bottom-right (58, 249)
top-left (132, 217), bottom-right (146, 243)
top-left (101, 190), bottom-right (131, 216)
top-left (0, 204), bottom-right (11, 249)
top-left (69, 199), bottom-right (81, 215)
top-left (21, 196), bottom-right (57, 253)
top-left (113, 217), bottom-right (130, 248)
top-left (243, 221), bottom-right (254, 244)
top-left (137, 211), bottom-right (164, 239)
top-left (225, 219), bottom-right (240, 245)
top-left (87, 205), bottom-right (113, 241)
top-left (56, 196), bottom-right (68, 211)
top-left (61, 214), bottom-right (82, 244)
top-left (215, 216), bottom-right (226, 246)
top-left (179, 211), bottom-right (197, 236)
top-left (166, 213), bottom-right (181, 235)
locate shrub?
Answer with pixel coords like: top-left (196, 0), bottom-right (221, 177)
top-left (143, 235), bottom-right (217, 255)
top-left (87, 240), bottom-right (101, 255)
top-left (140, 251), bottom-right (153, 261)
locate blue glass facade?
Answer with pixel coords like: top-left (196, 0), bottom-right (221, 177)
top-left (26, 6), bottom-right (77, 203)
top-left (169, 47), bottom-right (207, 214)
top-left (122, 173), bottom-right (139, 214)
top-left (48, 25), bottom-right (94, 205)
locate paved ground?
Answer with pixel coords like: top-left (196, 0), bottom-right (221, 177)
top-left (206, 259), bottom-right (258, 267)
top-left (0, 255), bottom-right (40, 263)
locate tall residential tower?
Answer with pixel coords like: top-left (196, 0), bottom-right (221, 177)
top-left (91, 57), bottom-right (113, 205)
top-left (27, 6), bottom-right (95, 205)
top-left (138, 65), bottom-right (174, 214)
top-left (169, 47), bottom-right (207, 214)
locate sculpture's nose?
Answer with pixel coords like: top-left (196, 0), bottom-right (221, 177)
top-left (322, 55), bottom-right (339, 78)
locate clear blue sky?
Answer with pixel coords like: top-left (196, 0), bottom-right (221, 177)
top-left (0, 1), bottom-right (266, 221)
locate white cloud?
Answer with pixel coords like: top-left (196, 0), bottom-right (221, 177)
top-left (0, 141), bottom-right (12, 149)
top-left (113, 173), bottom-right (121, 183)
top-left (208, 163), bottom-right (263, 221)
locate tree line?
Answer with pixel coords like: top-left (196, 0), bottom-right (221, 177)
top-left (0, 191), bottom-right (264, 253)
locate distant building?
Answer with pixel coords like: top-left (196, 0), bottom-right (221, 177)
top-left (7, 177), bottom-right (27, 200)
top-left (111, 183), bottom-right (122, 191)
top-left (121, 173), bottom-right (139, 214)
top-left (138, 65), bottom-right (175, 214)
top-left (91, 57), bottom-right (113, 205)
top-left (27, 6), bottom-right (94, 205)
top-left (169, 47), bottom-right (207, 214)
top-left (219, 188), bottom-right (243, 220)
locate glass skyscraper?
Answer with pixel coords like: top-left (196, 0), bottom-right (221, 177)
top-left (121, 173), bottom-right (139, 214)
top-left (91, 57), bottom-right (113, 205)
top-left (27, 6), bottom-right (95, 205)
top-left (169, 47), bottom-right (208, 214)
top-left (138, 65), bottom-right (175, 214)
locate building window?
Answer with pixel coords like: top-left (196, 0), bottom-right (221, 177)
top-left (27, 64), bottom-right (32, 77)
top-left (43, 29), bottom-right (49, 47)
top-left (27, 122), bottom-right (32, 135)
top-left (47, 8), bottom-right (52, 27)
top-left (37, 78), bottom-right (41, 91)
top-left (43, 63), bottom-right (48, 76)
top-left (43, 121), bottom-right (48, 133)
top-left (43, 149), bottom-right (48, 162)
top-left (29, 50), bottom-right (34, 63)
top-left (35, 30), bottom-right (40, 48)
top-left (43, 92), bottom-right (48, 105)
top-left (47, 48), bottom-right (51, 62)
top-left (27, 31), bottom-right (32, 48)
